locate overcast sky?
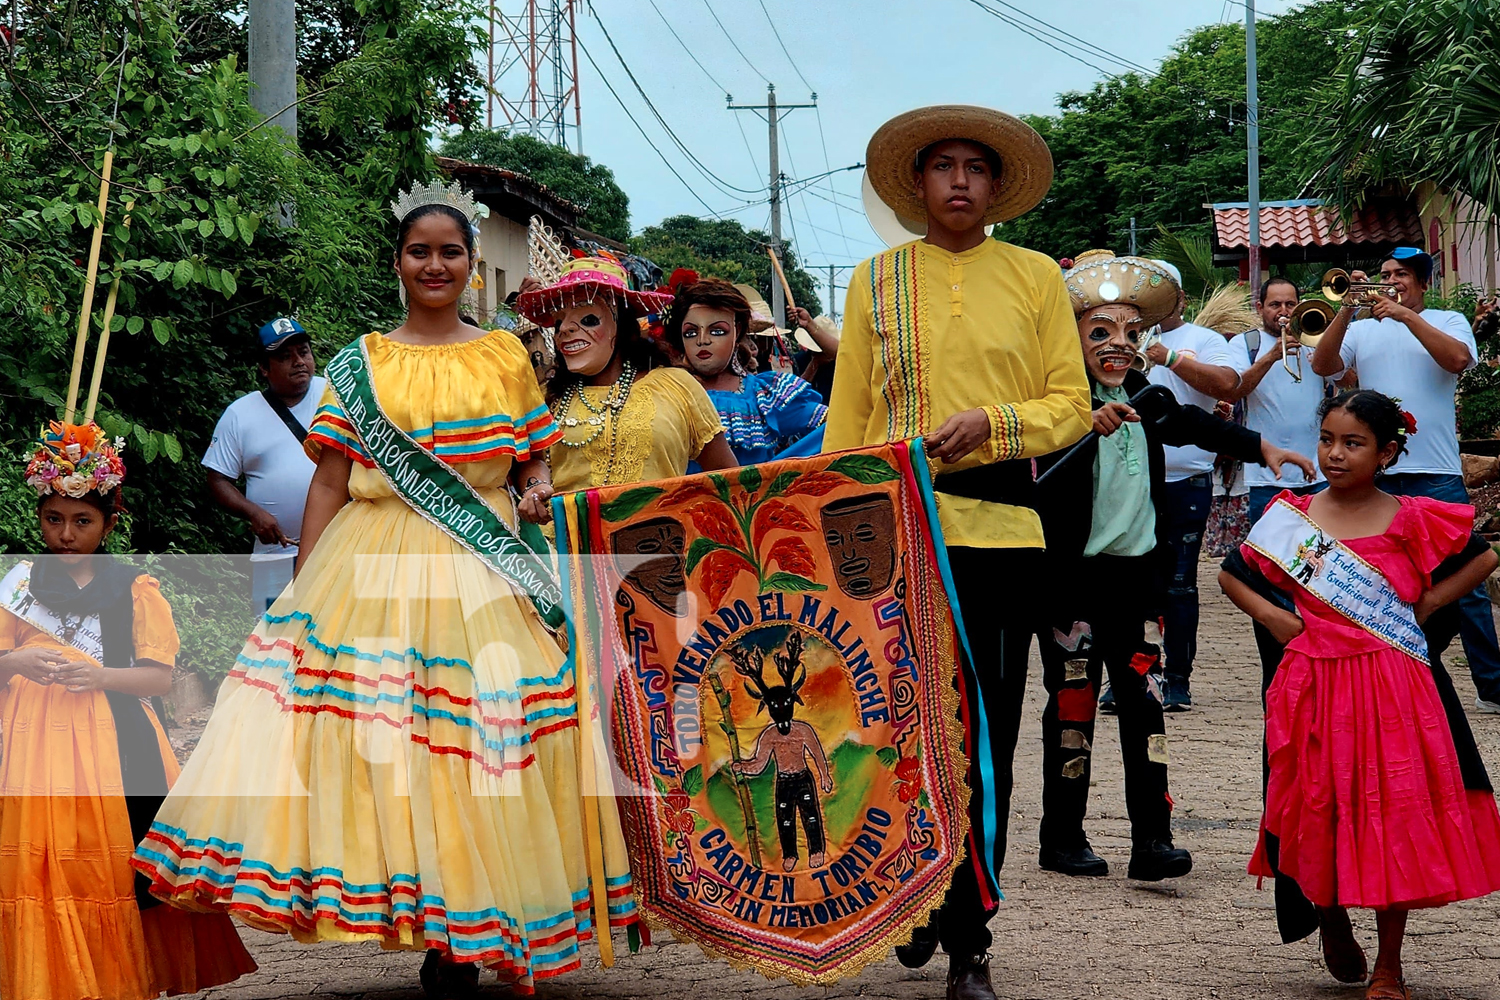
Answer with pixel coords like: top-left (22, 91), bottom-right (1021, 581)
top-left (489, 0), bottom-right (1302, 301)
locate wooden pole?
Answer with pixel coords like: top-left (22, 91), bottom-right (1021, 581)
top-left (767, 245), bottom-right (797, 311)
top-left (64, 149), bottom-right (114, 423)
top-left (84, 201), bottom-right (133, 425)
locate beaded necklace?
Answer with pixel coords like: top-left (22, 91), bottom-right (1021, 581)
top-left (552, 360), bottom-right (637, 482)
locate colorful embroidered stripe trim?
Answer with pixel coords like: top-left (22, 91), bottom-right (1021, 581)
top-left (308, 404), bottom-right (562, 466)
top-left (986, 403), bottom-right (1025, 462)
top-left (870, 247), bottom-right (929, 439)
top-left (133, 829), bottom-right (634, 979)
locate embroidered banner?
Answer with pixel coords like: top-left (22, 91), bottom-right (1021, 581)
top-left (1, 561), bottom-right (105, 661)
top-left (325, 338), bottom-right (565, 630)
top-left (1244, 498), bottom-right (1429, 662)
top-left (554, 441), bottom-right (974, 984)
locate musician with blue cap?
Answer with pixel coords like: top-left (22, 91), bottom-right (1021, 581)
top-left (203, 317), bottom-right (325, 610)
top-left (1309, 247), bottom-right (1500, 715)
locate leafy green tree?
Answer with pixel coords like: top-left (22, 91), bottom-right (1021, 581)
top-left (1305, 0), bottom-right (1500, 218)
top-left (1001, 2), bottom-right (1360, 260)
top-left (0, 0), bottom-right (478, 554)
top-left (631, 216), bottom-right (821, 318)
top-left (439, 131), bottom-right (631, 241)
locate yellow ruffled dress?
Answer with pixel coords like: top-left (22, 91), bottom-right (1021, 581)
top-left (0, 576), bottom-right (256, 1000)
top-left (131, 332), bottom-right (635, 991)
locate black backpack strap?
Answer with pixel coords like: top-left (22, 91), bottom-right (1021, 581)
top-left (261, 388), bottom-right (309, 443)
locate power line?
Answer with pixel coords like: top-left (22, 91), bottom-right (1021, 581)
top-left (586, 3), bottom-right (764, 198)
top-left (813, 106), bottom-right (853, 256)
top-left (645, 0), bottom-right (729, 97)
top-left (699, 0), bottom-right (770, 85)
top-left (574, 35), bottom-right (724, 219)
top-left (979, 0), bottom-right (1155, 75)
top-left (755, 0), bottom-right (813, 93)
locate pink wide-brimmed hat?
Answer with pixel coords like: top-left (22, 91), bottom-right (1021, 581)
top-left (516, 256), bottom-right (674, 327)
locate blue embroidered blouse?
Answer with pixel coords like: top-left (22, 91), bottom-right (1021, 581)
top-left (698, 371), bottom-right (827, 467)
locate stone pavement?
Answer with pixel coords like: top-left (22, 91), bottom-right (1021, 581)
top-left (191, 563), bottom-right (1500, 1000)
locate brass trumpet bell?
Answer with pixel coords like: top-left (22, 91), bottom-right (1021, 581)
top-left (1320, 268), bottom-right (1400, 306)
top-left (1279, 300), bottom-right (1335, 383)
top-left (1129, 330), bottom-right (1163, 372)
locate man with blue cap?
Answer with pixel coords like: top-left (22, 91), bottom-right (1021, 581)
top-left (204, 317), bottom-right (325, 610)
top-left (1309, 246), bottom-right (1500, 714)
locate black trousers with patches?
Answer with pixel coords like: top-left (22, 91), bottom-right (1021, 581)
top-left (922, 546), bottom-right (1040, 957)
top-left (774, 768), bottom-right (825, 861)
top-left (1037, 552), bottom-right (1172, 851)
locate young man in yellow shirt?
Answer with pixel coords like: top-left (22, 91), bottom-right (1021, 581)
top-left (824, 106), bottom-right (1091, 1000)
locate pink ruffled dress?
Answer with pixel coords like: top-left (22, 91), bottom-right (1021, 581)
top-left (1245, 491), bottom-right (1500, 910)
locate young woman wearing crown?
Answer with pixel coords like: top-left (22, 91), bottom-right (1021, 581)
top-left (130, 182), bottom-right (636, 996)
top-left (514, 257), bottom-right (738, 498)
top-left (0, 423), bottom-right (256, 1000)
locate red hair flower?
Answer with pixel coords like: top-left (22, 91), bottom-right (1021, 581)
top-left (667, 267), bottom-right (700, 293)
top-left (1400, 410), bottom-right (1418, 437)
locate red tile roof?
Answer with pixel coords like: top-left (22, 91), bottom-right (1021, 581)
top-left (1211, 199), bottom-right (1422, 251)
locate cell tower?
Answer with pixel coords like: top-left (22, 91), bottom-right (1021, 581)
top-left (485, 0), bottom-right (582, 151)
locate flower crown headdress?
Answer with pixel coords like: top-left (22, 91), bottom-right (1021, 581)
top-left (25, 421), bottom-right (126, 498)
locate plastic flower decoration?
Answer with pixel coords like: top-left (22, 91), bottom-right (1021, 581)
top-left (1400, 410), bottom-right (1419, 438)
top-left (24, 421), bottom-right (126, 498)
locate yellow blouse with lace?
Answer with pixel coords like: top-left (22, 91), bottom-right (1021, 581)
top-left (824, 238), bottom-right (1091, 548)
top-left (305, 329), bottom-right (561, 506)
top-left (550, 366), bottom-right (724, 492)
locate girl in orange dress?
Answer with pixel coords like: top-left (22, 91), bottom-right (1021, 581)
top-left (0, 423), bottom-right (255, 1000)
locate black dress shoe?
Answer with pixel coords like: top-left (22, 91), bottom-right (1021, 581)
top-left (1128, 840), bottom-right (1193, 881)
top-left (947, 952), bottom-right (998, 1000)
top-left (1039, 843), bottom-right (1109, 877)
top-left (420, 949), bottom-right (480, 1000)
top-left (895, 920), bottom-right (940, 969)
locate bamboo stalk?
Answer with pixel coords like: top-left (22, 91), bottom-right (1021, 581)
top-left (766, 246), bottom-right (797, 311)
top-left (84, 201), bottom-right (133, 425)
top-left (708, 667), bottom-right (764, 869)
top-left (64, 148), bottom-right (114, 423)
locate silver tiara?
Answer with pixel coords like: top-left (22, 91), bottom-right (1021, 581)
top-left (389, 179), bottom-right (488, 224)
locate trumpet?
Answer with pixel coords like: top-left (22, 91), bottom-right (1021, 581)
top-left (1129, 330), bottom-right (1164, 372)
top-left (1321, 268), bottom-right (1401, 308)
top-left (1278, 299), bottom-right (1335, 383)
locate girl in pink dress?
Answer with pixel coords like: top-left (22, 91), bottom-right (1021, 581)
top-left (1219, 390), bottom-right (1500, 1000)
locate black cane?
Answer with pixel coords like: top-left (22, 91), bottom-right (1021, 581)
top-left (1034, 383), bottom-right (1179, 485)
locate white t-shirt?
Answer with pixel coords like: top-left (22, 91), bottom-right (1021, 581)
top-left (1226, 330), bottom-right (1326, 490)
top-left (1336, 311), bottom-right (1475, 475)
top-left (202, 377), bottom-right (326, 560)
top-left (1147, 322), bottom-right (1237, 481)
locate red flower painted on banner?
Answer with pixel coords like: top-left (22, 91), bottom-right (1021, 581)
top-left (893, 754), bottom-right (923, 803)
top-left (751, 498), bottom-right (816, 550)
top-left (688, 501), bottom-right (741, 548)
top-left (767, 536), bottom-right (817, 578)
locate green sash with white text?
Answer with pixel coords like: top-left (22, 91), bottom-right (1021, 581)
top-left (324, 338), bottom-right (565, 632)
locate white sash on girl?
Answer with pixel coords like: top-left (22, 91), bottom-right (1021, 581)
top-left (0, 561), bottom-right (106, 663)
top-left (1243, 498), bottom-right (1428, 662)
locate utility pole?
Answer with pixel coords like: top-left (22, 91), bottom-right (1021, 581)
top-left (247, 0), bottom-right (297, 142)
top-left (817, 263), bottom-right (853, 321)
top-left (1245, 0), bottom-right (1262, 292)
top-left (1130, 217), bottom-right (1138, 256)
top-left (729, 84), bottom-right (817, 325)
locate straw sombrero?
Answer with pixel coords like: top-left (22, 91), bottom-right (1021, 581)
top-left (516, 256), bottom-right (673, 327)
top-left (865, 105), bottom-right (1053, 226)
top-left (1062, 250), bottom-right (1179, 328)
top-left (733, 283), bottom-right (778, 333)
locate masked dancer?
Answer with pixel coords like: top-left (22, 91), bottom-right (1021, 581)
top-left (516, 259), bottom-right (737, 499)
top-left (131, 183), bottom-right (635, 997)
top-left (661, 276), bottom-right (826, 467)
top-left (2, 423), bottom-right (255, 1000)
top-left (1032, 251), bottom-right (1313, 882)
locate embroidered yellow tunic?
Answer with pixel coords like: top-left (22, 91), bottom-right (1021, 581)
top-left (550, 366), bottom-right (724, 492)
top-left (824, 238), bottom-right (1090, 548)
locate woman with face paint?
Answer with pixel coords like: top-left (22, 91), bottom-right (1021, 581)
top-left (661, 278), bottom-right (826, 468)
top-left (0, 424), bottom-right (256, 1000)
top-left (132, 184), bottom-right (638, 998)
top-left (1030, 251), bottom-right (1315, 885)
top-left (517, 258), bottom-right (737, 503)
